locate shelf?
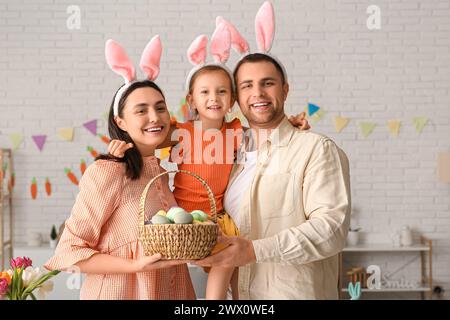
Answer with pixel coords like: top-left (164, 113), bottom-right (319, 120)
top-left (342, 287), bottom-right (431, 293)
top-left (343, 244), bottom-right (429, 252)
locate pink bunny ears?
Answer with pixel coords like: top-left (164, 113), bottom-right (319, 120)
top-left (219, 1), bottom-right (288, 82)
top-left (185, 21), bottom-right (234, 92)
top-left (105, 35), bottom-right (162, 116)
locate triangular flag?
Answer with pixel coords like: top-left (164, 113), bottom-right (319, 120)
top-left (413, 117), bottom-right (428, 134)
top-left (159, 147), bottom-right (171, 161)
top-left (58, 127), bottom-right (74, 141)
top-left (9, 134), bottom-right (23, 150)
top-left (32, 135), bottom-right (47, 151)
top-left (387, 120), bottom-right (401, 137)
top-left (83, 120), bottom-right (97, 136)
top-left (360, 122), bottom-right (376, 138)
top-left (307, 103), bottom-right (320, 116)
top-left (335, 116), bottom-right (350, 133)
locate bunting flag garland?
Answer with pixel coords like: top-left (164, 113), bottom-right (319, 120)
top-left (307, 103), bottom-right (320, 117)
top-left (387, 120), bottom-right (401, 137)
top-left (413, 117), bottom-right (428, 134)
top-left (9, 134), bottom-right (23, 150)
top-left (58, 128), bottom-right (74, 141)
top-left (334, 116), bottom-right (350, 133)
top-left (360, 122), bottom-right (376, 138)
top-left (83, 120), bottom-right (97, 136)
top-left (32, 135), bottom-right (47, 152)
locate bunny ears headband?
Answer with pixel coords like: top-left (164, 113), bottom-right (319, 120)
top-left (185, 21), bottom-right (234, 92)
top-left (218, 1), bottom-right (288, 82)
top-left (105, 35), bottom-right (162, 116)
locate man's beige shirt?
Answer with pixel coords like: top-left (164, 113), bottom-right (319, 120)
top-left (226, 116), bottom-right (351, 299)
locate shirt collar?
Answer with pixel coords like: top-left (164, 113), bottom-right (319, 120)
top-left (237, 115), bottom-right (295, 161)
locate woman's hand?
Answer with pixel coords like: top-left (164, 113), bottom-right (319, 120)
top-left (133, 253), bottom-right (191, 272)
top-left (288, 111), bottom-right (311, 130)
top-left (108, 139), bottom-right (133, 158)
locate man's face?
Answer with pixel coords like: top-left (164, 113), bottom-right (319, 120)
top-left (235, 60), bottom-right (289, 129)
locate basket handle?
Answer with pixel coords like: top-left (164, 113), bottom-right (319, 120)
top-left (139, 169), bottom-right (217, 226)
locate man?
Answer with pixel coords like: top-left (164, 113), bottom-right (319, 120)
top-left (194, 53), bottom-right (351, 299)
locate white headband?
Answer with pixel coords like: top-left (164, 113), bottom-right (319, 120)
top-left (218, 1), bottom-right (288, 83)
top-left (185, 20), bottom-right (234, 93)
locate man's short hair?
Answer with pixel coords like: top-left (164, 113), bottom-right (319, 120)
top-left (233, 53), bottom-right (287, 87)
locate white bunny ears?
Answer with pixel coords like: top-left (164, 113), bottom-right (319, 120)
top-left (105, 35), bottom-right (162, 116)
top-left (185, 21), bottom-right (234, 92)
top-left (219, 1), bottom-right (288, 82)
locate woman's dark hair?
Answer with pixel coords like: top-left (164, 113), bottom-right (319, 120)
top-left (96, 80), bottom-right (166, 180)
top-left (233, 53), bottom-right (286, 86)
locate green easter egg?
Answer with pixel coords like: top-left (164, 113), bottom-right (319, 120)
top-left (173, 211), bottom-right (194, 224)
top-left (166, 207), bottom-right (187, 222)
top-left (151, 214), bottom-right (171, 225)
top-left (190, 210), bottom-right (208, 222)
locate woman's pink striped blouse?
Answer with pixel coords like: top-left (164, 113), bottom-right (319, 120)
top-left (44, 157), bottom-right (196, 300)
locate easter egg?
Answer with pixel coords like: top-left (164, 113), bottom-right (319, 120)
top-left (190, 210), bottom-right (208, 222)
top-left (156, 210), bottom-right (167, 217)
top-left (166, 207), bottom-right (188, 222)
top-left (173, 211), bottom-right (194, 224)
top-left (151, 214), bottom-right (171, 225)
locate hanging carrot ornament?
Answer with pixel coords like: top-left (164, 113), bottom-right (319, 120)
top-left (80, 159), bottom-right (87, 175)
top-left (64, 168), bottom-right (79, 186)
top-left (98, 134), bottom-right (110, 144)
top-left (30, 177), bottom-right (38, 199)
top-left (45, 177), bottom-right (52, 196)
top-left (8, 172), bottom-right (15, 192)
top-left (87, 146), bottom-right (99, 158)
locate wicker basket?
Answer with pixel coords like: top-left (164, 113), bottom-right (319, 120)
top-left (138, 169), bottom-right (218, 259)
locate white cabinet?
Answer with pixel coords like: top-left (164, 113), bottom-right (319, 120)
top-left (338, 236), bottom-right (433, 299)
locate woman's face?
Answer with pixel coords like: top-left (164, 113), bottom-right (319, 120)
top-left (115, 87), bottom-right (170, 156)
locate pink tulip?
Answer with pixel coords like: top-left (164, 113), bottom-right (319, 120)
top-left (23, 257), bottom-right (33, 268)
top-left (10, 256), bottom-right (33, 269)
top-left (0, 278), bottom-right (8, 296)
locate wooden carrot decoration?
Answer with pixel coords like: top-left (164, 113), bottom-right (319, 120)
top-left (98, 134), bottom-right (110, 144)
top-left (87, 146), bottom-right (99, 158)
top-left (64, 168), bottom-right (79, 186)
top-left (80, 159), bottom-right (87, 175)
top-left (45, 177), bottom-right (52, 196)
top-left (30, 177), bottom-right (37, 199)
top-left (1, 163), bottom-right (6, 181)
top-left (8, 172), bottom-right (15, 192)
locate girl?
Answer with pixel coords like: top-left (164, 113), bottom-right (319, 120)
top-left (108, 24), bottom-right (310, 300)
top-left (44, 37), bottom-right (196, 300)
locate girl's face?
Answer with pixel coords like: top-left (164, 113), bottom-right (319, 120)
top-left (115, 87), bottom-right (170, 156)
top-left (187, 70), bottom-right (235, 124)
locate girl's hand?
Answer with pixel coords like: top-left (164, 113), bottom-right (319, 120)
top-left (108, 139), bottom-right (133, 158)
top-left (288, 112), bottom-right (311, 130)
top-left (133, 253), bottom-right (191, 272)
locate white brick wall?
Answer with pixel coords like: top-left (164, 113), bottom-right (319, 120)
top-left (1, 0), bottom-right (449, 299)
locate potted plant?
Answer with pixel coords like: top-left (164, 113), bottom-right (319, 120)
top-left (49, 225), bottom-right (58, 249)
top-left (347, 227), bottom-right (361, 246)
